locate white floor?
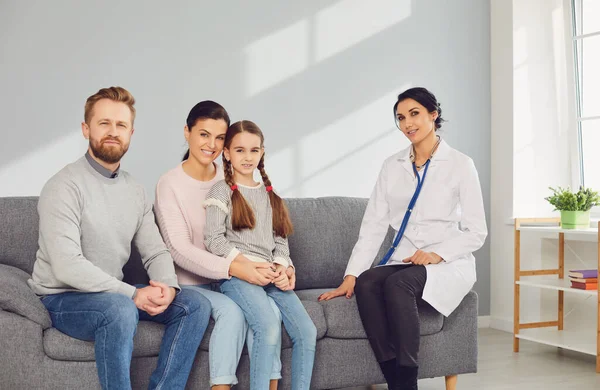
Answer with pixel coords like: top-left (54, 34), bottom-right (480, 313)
top-left (344, 328), bottom-right (600, 389)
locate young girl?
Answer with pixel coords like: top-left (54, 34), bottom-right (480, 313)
top-left (154, 102), bottom-right (283, 389)
top-left (203, 120), bottom-right (317, 390)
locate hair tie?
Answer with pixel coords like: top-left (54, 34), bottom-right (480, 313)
top-left (266, 186), bottom-right (273, 192)
top-left (230, 184), bottom-right (238, 191)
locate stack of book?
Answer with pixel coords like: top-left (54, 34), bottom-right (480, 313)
top-left (568, 269), bottom-right (598, 290)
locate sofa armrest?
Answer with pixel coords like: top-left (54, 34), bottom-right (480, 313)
top-left (0, 264), bottom-right (52, 329)
top-left (418, 290), bottom-right (478, 379)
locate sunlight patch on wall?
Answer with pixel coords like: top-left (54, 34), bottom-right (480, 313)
top-left (299, 91), bottom-right (404, 175)
top-left (274, 88), bottom-right (410, 197)
top-left (244, 0), bottom-right (410, 98)
top-left (244, 19), bottom-right (309, 97)
top-left (0, 130), bottom-right (87, 196)
top-left (513, 66), bottom-right (534, 150)
top-left (513, 27), bottom-right (528, 67)
top-left (263, 145), bottom-right (296, 196)
top-left (315, 0), bottom-right (411, 62)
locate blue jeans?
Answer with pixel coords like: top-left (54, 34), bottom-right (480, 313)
top-left (182, 284), bottom-right (282, 386)
top-left (220, 277), bottom-right (317, 390)
top-left (41, 287), bottom-right (211, 390)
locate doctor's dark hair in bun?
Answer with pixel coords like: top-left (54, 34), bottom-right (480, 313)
top-left (393, 87), bottom-right (445, 130)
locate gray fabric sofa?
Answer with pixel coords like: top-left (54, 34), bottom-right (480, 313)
top-left (0, 196), bottom-right (477, 389)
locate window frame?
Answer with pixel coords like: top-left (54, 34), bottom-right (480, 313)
top-left (569, 0), bottom-right (600, 217)
top-left (570, 0), bottom-right (600, 189)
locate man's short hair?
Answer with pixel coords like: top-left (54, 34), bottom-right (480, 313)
top-left (84, 86), bottom-right (136, 125)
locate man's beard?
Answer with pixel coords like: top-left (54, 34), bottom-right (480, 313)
top-left (89, 137), bottom-right (129, 164)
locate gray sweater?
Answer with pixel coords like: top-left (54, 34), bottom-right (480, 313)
top-left (28, 156), bottom-right (179, 297)
top-left (203, 180), bottom-right (292, 268)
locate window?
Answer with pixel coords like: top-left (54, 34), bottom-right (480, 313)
top-left (572, 0), bottom-right (600, 190)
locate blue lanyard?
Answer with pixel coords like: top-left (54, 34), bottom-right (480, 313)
top-left (377, 159), bottom-right (431, 266)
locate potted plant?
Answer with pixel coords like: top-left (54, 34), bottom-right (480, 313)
top-left (545, 186), bottom-right (600, 229)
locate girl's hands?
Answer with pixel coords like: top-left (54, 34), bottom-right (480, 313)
top-left (273, 263), bottom-right (290, 291)
top-left (229, 255), bottom-right (298, 290)
top-left (229, 254), bottom-right (278, 286)
top-left (285, 266), bottom-right (296, 290)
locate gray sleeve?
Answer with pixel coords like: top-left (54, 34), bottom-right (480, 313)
top-left (273, 235), bottom-right (293, 268)
top-left (133, 190), bottom-right (180, 290)
top-left (38, 178), bottom-right (135, 297)
top-left (203, 183), bottom-right (240, 261)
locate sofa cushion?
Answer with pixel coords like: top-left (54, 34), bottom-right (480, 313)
top-left (44, 321), bottom-right (164, 361)
top-left (43, 297), bottom-right (327, 361)
top-left (285, 197), bottom-right (394, 290)
top-left (0, 197), bottom-right (40, 274)
top-left (296, 289), bottom-right (444, 338)
top-left (0, 264), bottom-right (52, 329)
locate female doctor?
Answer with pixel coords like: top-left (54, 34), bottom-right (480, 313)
top-left (319, 87), bottom-right (487, 390)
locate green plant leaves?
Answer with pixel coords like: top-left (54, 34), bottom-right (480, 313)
top-left (545, 186), bottom-right (600, 211)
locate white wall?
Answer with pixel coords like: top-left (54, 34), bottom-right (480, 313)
top-left (513, 0), bottom-right (573, 217)
top-left (0, 0), bottom-right (492, 314)
top-left (490, 0), bottom-right (515, 330)
top-left (490, 0), bottom-right (597, 333)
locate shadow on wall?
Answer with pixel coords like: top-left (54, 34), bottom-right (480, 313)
top-left (0, 0), bottom-right (487, 196)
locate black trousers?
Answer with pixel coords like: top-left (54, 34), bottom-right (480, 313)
top-left (354, 264), bottom-right (427, 367)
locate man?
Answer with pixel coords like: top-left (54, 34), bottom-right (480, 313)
top-left (28, 86), bottom-right (211, 390)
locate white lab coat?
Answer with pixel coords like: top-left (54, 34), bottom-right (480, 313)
top-left (344, 139), bottom-right (487, 316)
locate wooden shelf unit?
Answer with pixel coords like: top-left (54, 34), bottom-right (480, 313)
top-left (513, 218), bottom-right (600, 373)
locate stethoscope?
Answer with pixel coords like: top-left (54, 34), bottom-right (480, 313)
top-left (377, 136), bottom-right (441, 266)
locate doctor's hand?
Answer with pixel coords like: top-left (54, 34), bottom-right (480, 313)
top-left (318, 275), bottom-right (356, 301)
top-left (402, 250), bottom-right (443, 265)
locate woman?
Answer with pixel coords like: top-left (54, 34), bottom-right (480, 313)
top-left (319, 87), bottom-right (487, 390)
top-left (154, 101), bottom-right (283, 390)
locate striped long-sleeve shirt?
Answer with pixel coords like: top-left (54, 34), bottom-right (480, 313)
top-left (203, 180), bottom-right (292, 268)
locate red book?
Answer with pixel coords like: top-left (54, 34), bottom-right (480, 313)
top-left (571, 282), bottom-right (598, 290)
top-left (568, 269), bottom-right (598, 279)
top-left (569, 277), bottom-right (598, 283)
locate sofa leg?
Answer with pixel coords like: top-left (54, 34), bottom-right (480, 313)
top-left (445, 375), bottom-right (457, 390)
